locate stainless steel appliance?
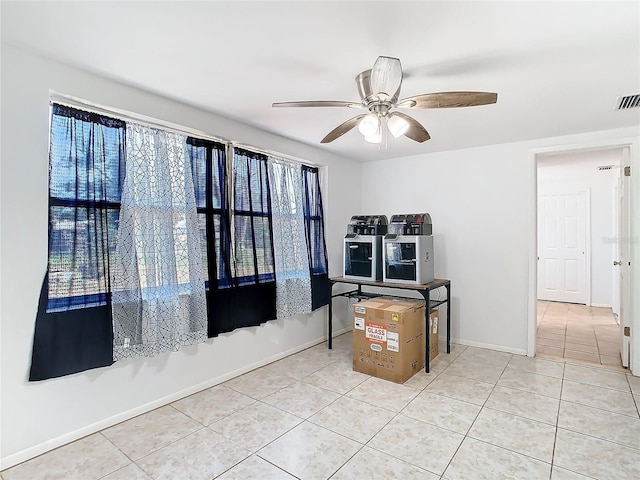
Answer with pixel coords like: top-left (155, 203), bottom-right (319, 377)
top-left (383, 213), bottom-right (434, 285)
top-left (343, 215), bottom-right (388, 281)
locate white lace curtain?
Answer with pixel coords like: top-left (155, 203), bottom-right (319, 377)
top-left (268, 158), bottom-right (312, 318)
top-left (110, 124), bottom-right (207, 360)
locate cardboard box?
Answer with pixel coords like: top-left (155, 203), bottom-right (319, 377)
top-left (352, 297), bottom-right (425, 384)
top-left (428, 309), bottom-right (439, 361)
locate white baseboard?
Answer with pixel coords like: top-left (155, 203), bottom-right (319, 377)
top-left (589, 303), bottom-right (612, 309)
top-left (331, 326), bottom-right (353, 338)
top-left (0, 329), bottom-right (351, 471)
top-left (448, 337), bottom-right (527, 356)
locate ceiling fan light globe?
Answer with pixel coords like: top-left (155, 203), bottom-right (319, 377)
top-left (358, 114), bottom-right (380, 137)
top-left (387, 114), bottom-right (410, 138)
top-left (364, 131), bottom-right (382, 144)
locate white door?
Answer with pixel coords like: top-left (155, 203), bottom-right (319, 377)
top-left (537, 192), bottom-right (588, 304)
top-left (618, 155), bottom-right (631, 367)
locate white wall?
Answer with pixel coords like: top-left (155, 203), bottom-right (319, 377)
top-left (0, 45), bottom-right (360, 467)
top-left (537, 149), bottom-right (622, 307)
top-left (360, 128), bottom-right (640, 358)
top-left (360, 143), bottom-right (531, 353)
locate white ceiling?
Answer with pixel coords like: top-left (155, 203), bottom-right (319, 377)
top-left (2, 1), bottom-right (639, 162)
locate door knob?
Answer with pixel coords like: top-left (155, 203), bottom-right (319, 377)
top-left (613, 260), bottom-right (622, 266)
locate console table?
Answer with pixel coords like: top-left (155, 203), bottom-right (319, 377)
top-left (328, 277), bottom-right (451, 373)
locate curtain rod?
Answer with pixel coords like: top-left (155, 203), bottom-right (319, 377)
top-left (231, 142), bottom-right (317, 168)
top-left (49, 92), bottom-right (319, 168)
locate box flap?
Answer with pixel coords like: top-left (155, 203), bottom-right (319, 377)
top-left (382, 299), bottom-right (424, 313)
top-left (353, 298), bottom-right (388, 312)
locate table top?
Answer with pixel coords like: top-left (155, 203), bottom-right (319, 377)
top-left (330, 276), bottom-right (450, 290)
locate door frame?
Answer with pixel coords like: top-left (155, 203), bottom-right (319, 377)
top-left (619, 147), bottom-right (632, 367)
top-left (613, 180), bottom-right (621, 318)
top-left (537, 189), bottom-right (591, 306)
top-left (527, 136), bottom-right (639, 376)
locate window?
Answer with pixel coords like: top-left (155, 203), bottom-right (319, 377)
top-left (31, 102), bottom-right (329, 380)
top-left (186, 142), bottom-right (279, 335)
top-left (47, 104), bottom-right (126, 312)
top-left (186, 138), bottom-right (232, 288)
top-left (302, 165), bottom-right (330, 309)
top-left (232, 148), bottom-right (275, 285)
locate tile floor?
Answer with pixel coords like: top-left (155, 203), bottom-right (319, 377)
top-left (536, 301), bottom-right (624, 370)
top-left (3, 333), bottom-right (640, 480)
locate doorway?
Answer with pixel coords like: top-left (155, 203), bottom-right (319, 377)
top-left (533, 147), bottom-right (627, 368)
top-left (536, 300), bottom-right (623, 369)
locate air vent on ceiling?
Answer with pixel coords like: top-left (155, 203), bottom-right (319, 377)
top-left (616, 94), bottom-right (640, 110)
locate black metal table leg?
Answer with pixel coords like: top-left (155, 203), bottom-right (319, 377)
top-left (419, 288), bottom-right (431, 373)
top-left (328, 281), bottom-right (334, 349)
top-left (445, 282), bottom-right (451, 354)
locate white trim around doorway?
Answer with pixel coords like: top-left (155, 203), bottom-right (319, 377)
top-left (527, 136), bottom-right (640, 377)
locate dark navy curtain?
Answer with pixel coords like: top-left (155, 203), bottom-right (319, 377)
top-left (301, 166), bottom-right (330, 310)
top-left (217, 148), bottom-right (276, 333)
top-left (29, 104), bottom-right (125, 381)
top-left (186, 137), bottom-right (232, 290)
top-left (186, 143), bottom-right (276, 336)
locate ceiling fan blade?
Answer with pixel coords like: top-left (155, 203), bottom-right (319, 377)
top-left (397, 91), bottom-right (498, 109)
top-left (392, 112), bottom-right (431, 143)
top-left (272, 101), bottom-right (363, 108)
top-left (320, 114), bottom-right (368, 143)
top-left (370, 56), bottom-right (403, 99)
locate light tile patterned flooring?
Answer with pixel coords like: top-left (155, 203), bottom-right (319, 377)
top-left (537, 300), bottom-right (624, 370)
top-left (3, 334), bottom-right (640, 480)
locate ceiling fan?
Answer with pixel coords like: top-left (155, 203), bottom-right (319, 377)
top-left (273, 56), bottom-right (497, 144)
